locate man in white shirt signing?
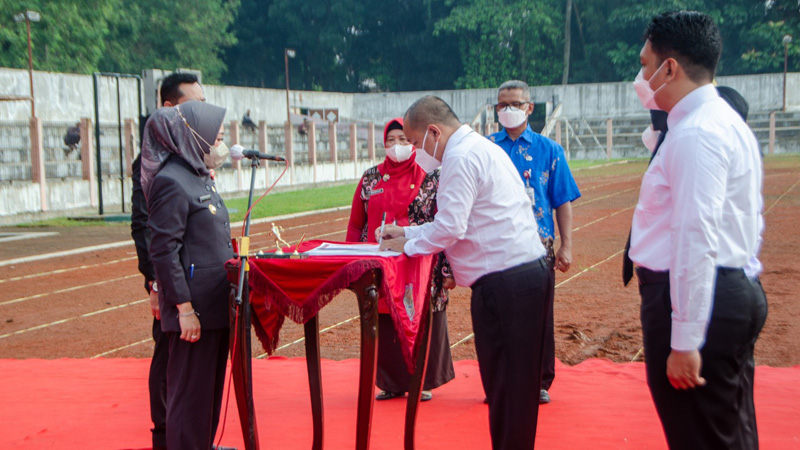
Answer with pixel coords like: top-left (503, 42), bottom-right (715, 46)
top-left (379, 95), bottom-right (550, 449)
top-left (630, 11), bottom-right (767, 449)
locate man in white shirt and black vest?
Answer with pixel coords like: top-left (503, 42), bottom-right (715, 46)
top-left (379, 95), bottom-right (550, 449)
top-left (629, 11), bottom-right (768, 449)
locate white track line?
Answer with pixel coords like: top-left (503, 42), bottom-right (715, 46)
top-left (0, 240), bottom-right (135, 268)
top-left (91, 338), bottom-right (151, 359)
top-left (764, 178), bottom-right (799, 216)
top-left (255, 314), bottom-right (360, 358)
top-left (0, 298), bottom-right (147, 340)
top-left (0, 256), bottom-right (137, 284)
top-left (450, 249), bottom-right (625, 350)
top-left (0, 231), bottom-right (59, 243)
top-left (573, 187), bottom-right (637, 208)
top-left (0, 274), bottom-right (139, 307)
top-left (0, 206), bottom-right (352, 269)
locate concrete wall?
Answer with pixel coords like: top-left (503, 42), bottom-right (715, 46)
top-left (0, 159), bottom-right (372, 217)
top-left (3, 67), bottom-right (797, 125)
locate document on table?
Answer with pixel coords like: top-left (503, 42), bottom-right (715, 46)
top-left (305, 243), bottom-right (401, 257)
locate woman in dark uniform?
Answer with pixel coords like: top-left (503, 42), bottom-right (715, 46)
top-left (346, 117), bottom-right (455, 401)
top-left (141, 100), bottom-right (233, 450)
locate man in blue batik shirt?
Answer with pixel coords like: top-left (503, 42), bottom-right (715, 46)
top-left (489, 80), bottom-right (581, 405)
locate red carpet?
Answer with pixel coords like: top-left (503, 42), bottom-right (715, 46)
top-left (1, 358), bottom-right (797, 449)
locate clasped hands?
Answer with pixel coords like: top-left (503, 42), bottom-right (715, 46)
top-left (376, 223), bottom-right (407, 253)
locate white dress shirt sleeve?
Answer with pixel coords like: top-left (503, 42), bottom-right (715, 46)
top-left (665, 129), bottom-right (728, 351)
top-left (403, 152), bottom-right (479, 256)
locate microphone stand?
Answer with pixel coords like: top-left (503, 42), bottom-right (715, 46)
top-left (232, 156), bottom-right (261, 450)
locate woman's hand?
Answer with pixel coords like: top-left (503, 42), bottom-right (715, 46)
top-left (443, 276), bottom-right (456, 290)
top-left (178, 302), bottom-right (201, 343)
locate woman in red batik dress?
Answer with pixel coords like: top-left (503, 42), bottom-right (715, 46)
top-left (346, 117), bottom-right (455, 401)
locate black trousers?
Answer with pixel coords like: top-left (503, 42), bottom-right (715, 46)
top-left (166, 328), bottom-right (230, 450)
top-left (149, 318), bottom-right (169, 450)
top-left (639, 267), bottom-right (767, 450)
top-left (471, 258), bottom-right (550, 450)
top-left (540, 266), bottom-right (556, 391)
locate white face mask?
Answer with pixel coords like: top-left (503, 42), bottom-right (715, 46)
top-left (633, 62), bottom-right (667, 110)
top-left (203, 141), bottom-right (230, 169)
top-left (386, 143), bottom-right (414, 163)
top-left (641, 126), bottom-right (659, 153)
top-left (415, 129), bottom-right (441, 173)
top-left (497, 106), bottom-right (528, 129)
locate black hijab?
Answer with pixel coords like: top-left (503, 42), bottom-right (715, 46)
top-left (140, 100), bottom-right (226, 199)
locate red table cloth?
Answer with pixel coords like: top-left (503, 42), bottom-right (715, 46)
top-left (228, 240), bottom-right (434, 372)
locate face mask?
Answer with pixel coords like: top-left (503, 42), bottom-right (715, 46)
top-left (641, 126), bottom-right (659, 153)
top-left (497, 106), bottom-right (528, 129)
top-left (203, 141), bottom-right (230, 169)
top-left (633, 62), bottom-right (667, 110)
top-left (415, 129), bottom-right (441, 173)
top-left (386, 143), bottom-right (414, 163)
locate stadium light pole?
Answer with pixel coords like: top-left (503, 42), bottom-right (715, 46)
top-left (285, 48), bottom-right (296, 125)
top-left (783, 34), bottom-right (792, 112)
top-left (13, 10), bottom-right (41, 118)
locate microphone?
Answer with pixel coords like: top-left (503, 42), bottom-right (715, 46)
top-left (230, 144), bottom-right (286, 162)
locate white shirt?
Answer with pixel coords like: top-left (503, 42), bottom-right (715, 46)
top-left (630, 84), bottom-right (763, 351)
top-left (403, 125), bottom-right (545, 286)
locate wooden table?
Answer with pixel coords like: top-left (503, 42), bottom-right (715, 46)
top-left (229, 249), bottom-right (434, 450)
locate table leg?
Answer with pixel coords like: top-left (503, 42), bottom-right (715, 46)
top-left (404, 300), bottom-right (433, 450)
top-left (304, 315), bottom-right (324, 450)
top-left (352, 270), bottom-right (379, 450)
top-left (230, 274), bottom-right (260, 450)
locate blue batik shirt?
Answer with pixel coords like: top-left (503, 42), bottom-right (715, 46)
top-left (489, 124), bottom-right (581, 243)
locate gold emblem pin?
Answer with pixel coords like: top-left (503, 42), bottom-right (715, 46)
top-left (383, 174), bottom-right (390, 182)
top-left (209, 204), bottom-right (217, 215)
top-left (410, 184), bottom-right (415, 189)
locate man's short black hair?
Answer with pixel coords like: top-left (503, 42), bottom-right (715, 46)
top-left (404, 95), bottom-right (461, 131)
top-left (643, 11), bottom-right (722, 83)
top-left (160, 72), bottom-right (199, 106)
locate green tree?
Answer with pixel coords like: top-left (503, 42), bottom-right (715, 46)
top-left (435, 0), bottom-right (564, 88)
top-left (0, 0), bottom-right (119, 74)
top-left (101, 0), bottom-right (239, 83)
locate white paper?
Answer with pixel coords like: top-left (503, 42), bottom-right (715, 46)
top-left (305, 242), bottom-right (401, 258)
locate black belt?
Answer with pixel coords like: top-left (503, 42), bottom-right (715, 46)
top-left (636, 266), bottom-right (745, 286)
top-left (471, 257), bottom-right (548, 288)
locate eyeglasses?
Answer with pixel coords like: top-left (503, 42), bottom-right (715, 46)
top-left (495, 102), bottom-right (529, 111)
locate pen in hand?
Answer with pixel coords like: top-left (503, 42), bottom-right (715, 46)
top-left (378, 212), bottom-right (387, 245)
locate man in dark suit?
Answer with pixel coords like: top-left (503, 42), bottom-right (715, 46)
top-left (130, 72), bottom-right (204, 450)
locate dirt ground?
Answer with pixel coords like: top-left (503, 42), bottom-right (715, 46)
top-left (1, 156), bottom-right (798, 369)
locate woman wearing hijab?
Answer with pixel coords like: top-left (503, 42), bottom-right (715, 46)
top-left (346, 117), bottom-right (455, 401)
top-left (141, 100), bottom-right (233, 450)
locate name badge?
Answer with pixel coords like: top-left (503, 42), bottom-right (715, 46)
top-left (367, 188), bottom-right (384, 196)
top-left (525, 187), bottom-right (536, 207)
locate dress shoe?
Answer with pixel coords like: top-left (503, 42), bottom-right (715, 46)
top-left (376, 390), bottom-right (404, 400)
top-left (539, 389), bottom-right (551, 404)
top-left (420, 390), bottom-right (432, 402)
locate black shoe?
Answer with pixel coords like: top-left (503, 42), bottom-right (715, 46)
top-left (539, 389), bottom-right (551, 404)
top-left (376, 390), bottom-right (404, 400)
top-left (212, 446), bottom-right (237, 450)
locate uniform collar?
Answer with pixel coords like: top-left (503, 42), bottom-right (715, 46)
top-left (444, 124), bottom-right (474, 156)
top-left (497, 124), bottom-right (534, 144)
top-left (667, 83), bottom-right (718, 130)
